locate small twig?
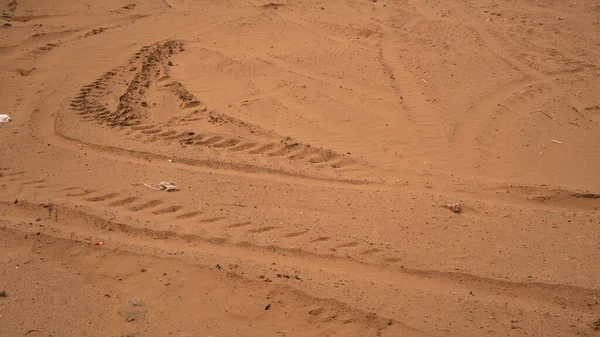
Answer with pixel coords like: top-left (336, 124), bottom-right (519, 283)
top-left (466, 3), bottom-right (499, 9)
top-left (541, 111), bottom-right (554, 120)
top-left (143, 181), bottom-right (179, 191)
top-left (143, 183), bottom-right (162, 191)
top-left (550, 139), bottom-right (562, 144)
top-left (216, 203), bottom-right (247, 208)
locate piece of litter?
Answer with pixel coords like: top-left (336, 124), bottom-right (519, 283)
top-left (143, 181), bottom-right (179, 192)
top-left (550, 139), bottom-right (562, 144)
top-left (0, 114), bottom-right (11, 126)
top-left (94, 241), bottom-right (105, 246)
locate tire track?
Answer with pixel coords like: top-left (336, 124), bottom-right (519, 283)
top-left (0, 224), bottom-right (417, 337)
top-left (378, 30), bottom-right (448, 158)
top-left (64, 40), bottom-right (359, 175)
top-left (283, 15), bottom-right (380, 51)
top-left (441, 1), bottom-right (593, 167)
top-left (0, 174), bottom-right (427, 272)
top-left (54, 122), bottom-right (376, 189)
top-left (2, 199), bottom-right (598, 317)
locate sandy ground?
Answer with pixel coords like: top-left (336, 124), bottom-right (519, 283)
top-left (1, 0), bottom-right (599, 336)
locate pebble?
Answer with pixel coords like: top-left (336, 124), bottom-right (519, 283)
top-left (445, 203), bottom-right (461, 213)
top-left (130, 297), bottom-right (142, 307)
top-left (0, 290), bottom-right (6, 297)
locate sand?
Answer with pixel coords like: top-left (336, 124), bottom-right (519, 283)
top-left (1, 0), bottom-right (599, 336)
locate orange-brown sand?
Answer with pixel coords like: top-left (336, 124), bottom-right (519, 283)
top-left (1, 0), bottom-right (599, 336)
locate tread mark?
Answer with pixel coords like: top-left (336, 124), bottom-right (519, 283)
top-left (86, 193), bottom-right (119, 202)
top-left (360, 248), bottom-right (382, 255)
top-left (336, 242), bottom-right (359, 248)
top-left (109, 196), bottom-right (139, 207)
top-left (211, 139), bottom-right (241, 148)
top-left (248, 226), bottom-right (278, 233)
top-left (248, 143), bottom-right (277, 154)
top-left (175, 211), bottom-right (201, 219)
top-left (153, 205), bottom-right (182, 215)
top-left (310, 236), bottom-right (330, 243)
top-left (282, 230), bottom-right (308, 238)
top-left (198, 217), bottom-right (226, 224)
top-left (22, 180), bottom-right (45, 185)
top-left (129, 200), bottom-right (163, 211)
top-left (227, 221), bottom-right (253, 228)
top-left (229, 142), bottom-right (257, 152)
top-left (66, 190), bottom-right (97, 197)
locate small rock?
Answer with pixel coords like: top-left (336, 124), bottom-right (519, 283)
top-left (35, 218), bottom-right (41, 222)
top-left (0, 290), bottom-right (7, 297)
top-left (130, 297), bottom-right (142, 307)
top-left (118, 295), bottom-right (147, 322)
top-left (167, 61), bottom-right (173, 66)
top-left (445, 203), bottom-right (461, 214)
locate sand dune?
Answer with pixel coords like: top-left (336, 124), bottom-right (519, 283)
top-left (1, 0), bottom-right (599, 336)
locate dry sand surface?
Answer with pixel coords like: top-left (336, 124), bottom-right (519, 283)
top-left (1, 0), bottom-right (600, 336)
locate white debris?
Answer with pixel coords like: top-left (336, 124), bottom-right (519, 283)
top-left (143, 181), bottom-right (179, 192)
top-left (0, 114), bottom-right (11, 126)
